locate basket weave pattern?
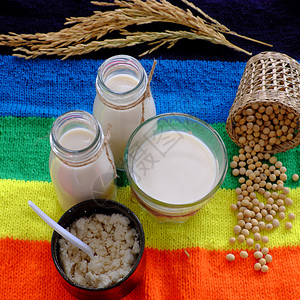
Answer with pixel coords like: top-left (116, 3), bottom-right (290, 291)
top-left (226, 51), bottom-right (300, 153)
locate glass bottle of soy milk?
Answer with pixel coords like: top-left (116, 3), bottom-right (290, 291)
top-left (93, 55), bottom-right (156, 170)
top-left (49, 110), bottom-right (116, 211)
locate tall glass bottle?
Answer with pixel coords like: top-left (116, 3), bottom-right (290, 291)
top-left (93, 55), bottom-right (156, 170)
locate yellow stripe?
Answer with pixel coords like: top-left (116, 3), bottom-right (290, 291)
top-left (1, 179), bottom-right (299, 250)
top-left (0, 179), bottom-right (65, 241)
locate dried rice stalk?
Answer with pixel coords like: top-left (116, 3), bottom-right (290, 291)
top-left (0, 0), bottom-right (271, 59)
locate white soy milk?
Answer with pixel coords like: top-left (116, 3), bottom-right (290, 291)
top-left (50, 128), bottom-right (116, 211)
top-left (106, 74), bottom-right (139, 93)
top-left (59, 128), bottom-right (94, 150)
top-left (132, 131), bottom-right (217, 205)
top-left (94, 73), bottom-right (156, 170)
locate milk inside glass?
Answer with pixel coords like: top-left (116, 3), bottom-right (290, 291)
top-left (106, 74), bottom-right (138, 93)
top-left (60, 128), bottom-right (94, 150)
top-left (132, 131), bottom-right (217, 205)
top-left (49, 128), bottom-right (116, 211)
top-left (93, 55), bottom-right (156, 170)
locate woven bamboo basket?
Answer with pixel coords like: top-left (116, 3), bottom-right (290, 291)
top-left (226, 51), bottom-right (300, 153)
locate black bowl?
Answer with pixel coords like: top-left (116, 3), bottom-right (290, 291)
top-left (51, 199), bottom-right (146, 300)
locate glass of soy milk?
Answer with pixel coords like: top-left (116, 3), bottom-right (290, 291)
top-left (124, 113), bottom-right (228, 222)
top-left (93, 55), bottom-right (156, 170)
top-left (49, 110), bottom-right (116, 211)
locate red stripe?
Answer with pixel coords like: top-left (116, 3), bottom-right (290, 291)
top-left (1, 238), bottom-right (299, 299)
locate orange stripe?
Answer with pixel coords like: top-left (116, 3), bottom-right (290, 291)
top-left (1, 238), bottom-right (300, 300)
top-left (0, 238), bottom-right (73, 300)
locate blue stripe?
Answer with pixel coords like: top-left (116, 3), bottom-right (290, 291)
top-left (0, 55), bottom-right (247, 123)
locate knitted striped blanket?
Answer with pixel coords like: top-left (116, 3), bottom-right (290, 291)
top-left (0, 1), bottom-right (299, 299)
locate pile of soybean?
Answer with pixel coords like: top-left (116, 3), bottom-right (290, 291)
top-left (226, 103), bottom-right (298, 272)
top-left (232, 103), bottom-right (298, 153)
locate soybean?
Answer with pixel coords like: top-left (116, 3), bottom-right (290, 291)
top-left (240, 251), bottom-right (248, 259)
top-left (226, 254), bottom-right (235, 261)
top-left (261, 265), bottom-right (269, 273)
top-left (254, 263), bottom-right (262, 271)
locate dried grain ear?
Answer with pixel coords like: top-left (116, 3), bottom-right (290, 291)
top-left (0, 0), bottom-right (271, 59)
top-left (226, 51), bottom-right (300, 154)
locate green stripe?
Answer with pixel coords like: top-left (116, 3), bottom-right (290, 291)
top-left (0, 116), bottom-right (299, 188)
top-left (0, 116), bottom-right (53, 182)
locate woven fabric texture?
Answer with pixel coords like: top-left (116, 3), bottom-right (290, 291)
top-left (0, 1), bottom-right (299, 299)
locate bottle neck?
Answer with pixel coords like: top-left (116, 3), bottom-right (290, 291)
top-left (50, 110), bottom-right (104, 166)
top-left (96, 55), bottom-right (147, 107)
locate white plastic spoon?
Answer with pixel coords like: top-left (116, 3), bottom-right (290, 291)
top-left (28, 201), bottom-right (94, 258)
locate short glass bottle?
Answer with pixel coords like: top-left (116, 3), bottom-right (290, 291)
top-left (93, 55), bottom-right (156, 170)
top-left (49, 110), bottom-right (116, 211)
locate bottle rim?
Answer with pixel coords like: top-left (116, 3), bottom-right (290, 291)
top-left (96, 55), bottom-right (147, 106)
top-left (50, 110), bottom-right (104, 165)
